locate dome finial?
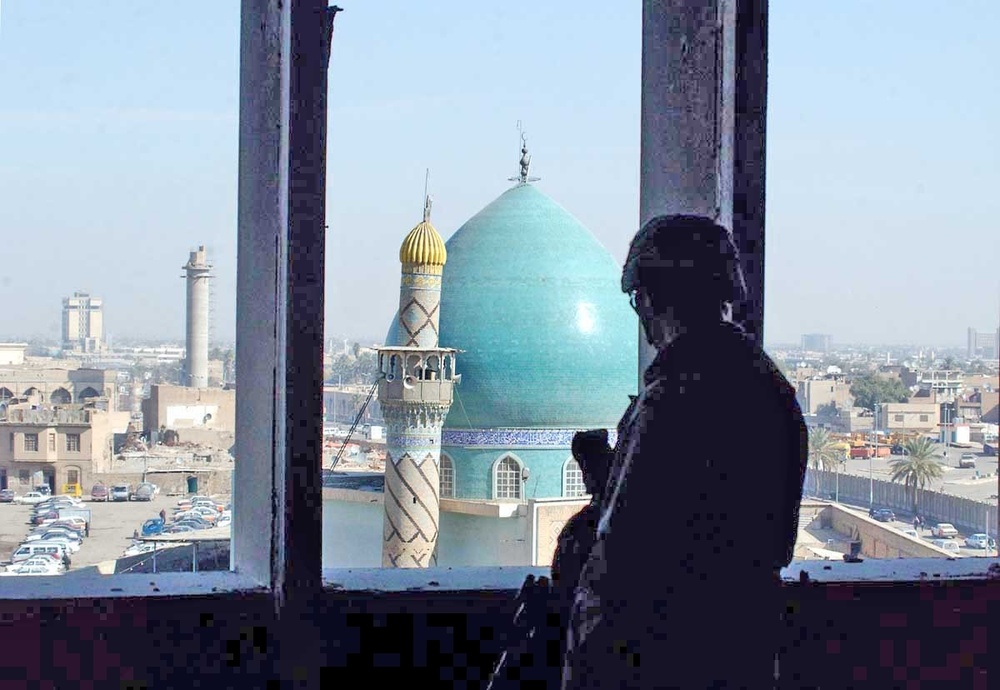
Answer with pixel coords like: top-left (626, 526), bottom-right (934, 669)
top-left (508, 120), bottom-right (540, 185)
top-left (423, 168), bottom-right (432, 222)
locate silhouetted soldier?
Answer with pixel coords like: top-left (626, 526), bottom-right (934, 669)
top-left (562, 215), bottom-right (808, 689)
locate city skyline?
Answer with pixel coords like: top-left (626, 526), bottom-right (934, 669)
top-left (1, 2), bottom-right (998, 346)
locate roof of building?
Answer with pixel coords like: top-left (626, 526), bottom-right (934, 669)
top-left (390, 182), bottom-right (637, 429)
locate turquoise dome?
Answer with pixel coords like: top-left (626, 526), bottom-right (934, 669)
top-left (390, 183), bottom-right (637, 429)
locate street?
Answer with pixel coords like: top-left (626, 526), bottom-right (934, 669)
top-left (837, 444), bottom-right (1000, 503)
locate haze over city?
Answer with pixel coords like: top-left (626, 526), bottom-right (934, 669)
top-left (0, 1), bottom-right (997, 346)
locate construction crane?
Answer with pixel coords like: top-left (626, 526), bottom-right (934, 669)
top-left (326, 380), bottom-right (378, 472)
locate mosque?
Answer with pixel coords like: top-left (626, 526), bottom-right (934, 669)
top-left (323, 143), bottom-right (638, 569)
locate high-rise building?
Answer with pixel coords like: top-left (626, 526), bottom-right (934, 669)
top-left (966, 327), bottom-right (999, 359)
top-left (61, 292), bottom-right (104, 353)
top-left (801, 333), bottom-right (832, 353)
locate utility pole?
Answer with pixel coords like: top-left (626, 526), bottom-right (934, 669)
top-left (869, 402), bottom-right (878, 510)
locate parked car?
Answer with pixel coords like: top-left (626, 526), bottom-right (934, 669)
top-left (959, 453), bottom-right (977, 469)
top-left (11, 542), bottom-right (68, 563)
top-left (3, 564), bottom-right (59, 576)
top-left (31, 510), bottom-right (60, 526)
top-left (35, 536), bottom-right (79, 554)
top-left (931, 539), bottom-right (961, 554)
top-left (132, 484), bottom-right (155, 502)
top-left (965, 533), bottom-right (990, 549)
top-left (45, 517), bottom-right (87, 533)
top-left (0, 489), bottom-right (16, 503)
top-left (14, 492), bottom-right (48, 505)
top-left (871, 508), bottom-right (895, 523)
top-left (17, 557), bottom-right (65, 573)
top-left (91, 484), bottom-right (110, 502)
top-left (46, 520), bottom-right (86, 535)
top-left (25, 530), bottom-right (82, 545)
top-left (931, 523), bottom-right (959, 538)
top-left (190, 508), bottom-right (219, 522)
top-left (216, 514), bottom-right (232, 529)
top-left (122, 542), bottom-right (158, 558)
top-left (110, 485), bottom-right (130, 502)
top-left (162, 524), bottom-right (196, 534)
top-left (35, 485), bottom-right (51, 496)
top-left (61, 483), bottom-right (82, 498)
top-left (34, 497), bottom-right (76, 510)
top-left (141, 518), bottom-right (165, 536)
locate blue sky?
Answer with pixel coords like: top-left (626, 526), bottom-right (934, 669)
top-left (0, 1), bottom-right (997, 347)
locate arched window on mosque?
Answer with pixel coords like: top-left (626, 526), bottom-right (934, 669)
top-left (493, 454), bottom-right (523, 500)
top-left (562, 457), bottom-right (586, 498)
top-left (439, 453), bottom-right (455, 498)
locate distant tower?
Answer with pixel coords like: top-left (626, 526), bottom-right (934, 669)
top-left (377, 193), bottom-right (458, 567)
top-left (62, 291), bottom-right (104, 353)
top-left (182, 246), bottom-right (212, 388)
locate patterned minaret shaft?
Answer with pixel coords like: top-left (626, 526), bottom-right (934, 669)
top-left (379, 198), bottom-right (457, 567)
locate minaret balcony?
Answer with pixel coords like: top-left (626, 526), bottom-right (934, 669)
top-left (376, 346), bottom-right (460, 405)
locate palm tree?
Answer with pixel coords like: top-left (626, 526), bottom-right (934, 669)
top-left (808, 427), bottom-right (843, 497)
top-left (889, 437), bottom-right (944, 514)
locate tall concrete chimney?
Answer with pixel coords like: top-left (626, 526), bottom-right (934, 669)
top-left (182, 246), bottom-right (212, 388)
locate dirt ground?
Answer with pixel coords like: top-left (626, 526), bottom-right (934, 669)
top-left (0, 493), bottom-right (229, 572)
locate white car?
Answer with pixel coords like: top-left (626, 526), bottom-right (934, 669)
top-left (122, 542), bottom-right (158, 558)
top-left (931, 539), bottom-right (961, 554)
top-left (14, 557), bottom-right (64, 573)
top-left (930, 523), bottom-right (959, 539)
top-left (965, 533), bottom-right (990, 549)
top-left (53, 494), bottom-right (84, 505)
top-left (25, 531), bottom-right (82, 544)
top-left (11, 543), bottom-right (69, 563)
top-left (14, 492), bottom-right (48, 505)
top-left (7, 564), bottom-right (60, 576)
top-left (36, 537), bottom-right (79, 554)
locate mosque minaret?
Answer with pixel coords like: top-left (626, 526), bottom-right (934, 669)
top-left (377, 195), bottom-right (459, 567)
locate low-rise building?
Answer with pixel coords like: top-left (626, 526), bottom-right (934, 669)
top-left (142, 384), bottom-right (236, 435)
top-left (878, 402), bottom-right (940, 433)
top-left (0, 343), bottom-right (28, 366)
top-left (0, 403), bottom-right (131, 492)
top-left (0, 366), bottom-right (118, 409)
top-left (795, 376), bottom-right (853, 416)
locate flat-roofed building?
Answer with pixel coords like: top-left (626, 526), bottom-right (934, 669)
top-left (0, 402), bottom-right (130, 492)
top-left (878, 402), bottom-right (940, 433)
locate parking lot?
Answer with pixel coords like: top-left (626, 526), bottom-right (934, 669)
top-left (0, 493), bottom-right (217, 571)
